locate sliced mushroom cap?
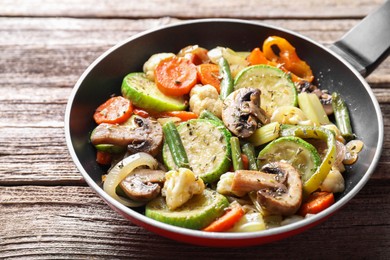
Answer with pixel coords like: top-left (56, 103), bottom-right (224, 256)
top-left (91, 115), bottom-right (163, 156)
top-left (119, 168), bottom-right (166, 202)
top-left (231, 161), bottom-right (302, 216)
top-left (222, 88), bottom-right (269, 138)
top-left (257, 162), bottom-right (302, 216)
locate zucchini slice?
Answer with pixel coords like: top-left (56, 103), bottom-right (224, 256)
top-left (145, 189), bottom-right (229, 230)
top-left (234, 65), bottom-right (297, 117)
top-left (257, 136), bottom-right (321, 183)
top-left (121, 72), bottom-right (187, 112)
top-left (162, 119), bottom-right (231, 184)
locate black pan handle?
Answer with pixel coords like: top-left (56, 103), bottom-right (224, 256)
top-left (329, 0), bottom-right (390, 77)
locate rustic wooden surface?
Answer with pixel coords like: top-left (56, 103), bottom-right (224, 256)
top-left (1, 0), bottom-right (389, 258)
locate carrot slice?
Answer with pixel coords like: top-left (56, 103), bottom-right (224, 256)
top-left (241, 154), bottom-right (249, 170)
top-left (96, 150), bottom-right (112, 165)
top-left (203, 203), bottom-right (245, 232)
top-left (155, 57), bottom-right (198, 96)
top-left (157, 111), bottom-right (198, 121)
top-left (298, 191), bottom-right (335, 216)
top-left (93, 96), bottom-right (133, 124)
top-left (197, 63), bottom-right (221, 92)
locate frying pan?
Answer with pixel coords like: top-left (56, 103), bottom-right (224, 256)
top-left (65, 1), bottom-right (389, 247)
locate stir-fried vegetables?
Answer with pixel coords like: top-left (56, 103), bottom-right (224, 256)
top-left (91, 36), bottom-right (364, 232)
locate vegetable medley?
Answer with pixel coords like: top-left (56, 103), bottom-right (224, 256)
top-left (90, 36), bottom-right (364, 232)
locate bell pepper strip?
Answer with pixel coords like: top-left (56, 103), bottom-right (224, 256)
top-left (156, 111), bottom-right (198, 122)
top-left (246, 47), bottom-right (270, 65)
top-left (197, 63), bottom-right (221, 92)
top-left (155, 56), bottom-right (198, 96)
top-left (132, 107), bottom-right (150, 118)
top-left (280, 125), bottom-right (336, 196)
top-left (298, 191), bottom-right (335, 216)
top-left (263, 36), bottom-right (314, 83)
top-left (203, 202), bottom-right (245, 232)
top-left (93, 96), bottom-right (133, 125)
top-left (219, 57), bottom-right (234, 100)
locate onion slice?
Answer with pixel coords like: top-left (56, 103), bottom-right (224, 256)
top-left (103, 152), bottom-right (159, 207)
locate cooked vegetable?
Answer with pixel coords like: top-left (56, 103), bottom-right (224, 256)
top-left (203, 202), bottom-right (245, 232)
top-left (91, 115), bottom-right (163, 156)
top-left (298, 191), bottom-right (335, 216)
top-left (163, 119), bottom-right (231, 183)
top-left (199, 109), bottom-right (224, 124)
top-left (343, 140), bottom-right (364, 164)
top-left (232, 162), bottom-right (303, 216)
top-left (222, 88), bottom-right (269, 138)
top-left (103, 152), bottom-right (159, 207)
top-left (245, 122), bottom-right (280, 147)
top-left (241, 143), bottom-right (258, 170)
top-left (93, 96), bottom-right (133, 125)
top-left (162, 121), bottom-right (190, 169)
top-left (298, 92), bottom-right (330, 125)
top-left (270, 106), bottom-right (309, 125)
top-left (332, 92), bottom-right (354, 140)
top-left (197, 63), bottom-right (221, 92)
top-left (120, 168), bottom-right (165, 202)
top-left (177, 45), bottom-right (210, 65)
top-left (146, 189), bottom-right (229, 229)
top-left (246, 47), bottom-right (269, 66)
top-left (262, 36), bottom-right (314, 82)
top-left (122, 72), bottom-right (187, 112)
top-left (189, 84), bottom-right (223, 118)
top-left (155, 56), bottom-right (198, 96)
top-left (162, 168), bottom-right (205, 210)
top-left (207, 47), bottom-right (249, 78)
top-left (219, 57), bottom-right (234, 100)
top-left (156, 111), bottom-right (198, 122)
top-left (258, 136), bottom-right (322, 184)
top-left (319, 167), bottom-right (345, 193)
top-left (280, 125), bottom-right (336, 196)
top-left (234, 65), bottom-right (297, 117)
top-left (96, 150), bottom-right (112, 165)
top-left (143, 52), bottom-right (176, 81)
top-left (230, 137), bottom-right (244, 171)
top-left (229, 211), bottom-right (266, 232)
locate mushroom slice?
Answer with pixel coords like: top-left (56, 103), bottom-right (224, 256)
top-left (91, 115), bottom-right (163, 156)
top-left (231, 161), bottom-right (302, 216)
top-left (222, 88), bottom-right (269, 138)
top-left (120, 168), bottom-right (166, 202)
top-left (257, 162), bottom-right (303, 216)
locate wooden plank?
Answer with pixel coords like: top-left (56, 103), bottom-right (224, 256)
top-left (0, 0), bottom-right (383, 19)
top-left (1, 182), bottom-right (389, 258)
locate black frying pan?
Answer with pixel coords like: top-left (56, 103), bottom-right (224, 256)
top-left (65, 1), bottom-right (389, 246)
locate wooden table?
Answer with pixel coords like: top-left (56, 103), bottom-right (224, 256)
top-left (1, 0), bottom-right (389, 258)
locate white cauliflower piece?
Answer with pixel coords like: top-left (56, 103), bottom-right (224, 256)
top-left (216, 172), bottom-right (246, 197)
top-left (143, 52), bottom-right (175, 81)
top-left (189, 84), bottom-right (223, 118)
top-left (320, 167), bottom-right (345, 193)
top-left (162, 168), bottom-right (205, 210)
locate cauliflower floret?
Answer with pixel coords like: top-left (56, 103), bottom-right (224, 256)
top-left (320, 167), bottom-right (345, 193)
top-left (189, 84), bottom-right (223, 118)
top-left (216, 172), bottom-right (246, 197)
top-left (162, 168), bottom-right (205, 210)
top-left (143, 52), bottom-right (176, 81)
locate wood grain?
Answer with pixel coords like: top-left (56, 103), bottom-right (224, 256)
top-left (1, 0), bottom-right (389, 258)
top-left (1, 181), bottom-right (389, 259)
top-left (0, 0), bottom-right (383, 19)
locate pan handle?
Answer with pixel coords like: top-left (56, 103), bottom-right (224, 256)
top-left (329, 0), bottom-right (390, 77)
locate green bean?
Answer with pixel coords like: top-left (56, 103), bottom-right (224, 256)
top-left (332, 92), bottom-right (354, 140)
top-left (162, 121), bottom-right (190, 169)
top-left (241, 142), bottom-right (258, 170)
top-left (230, 137), bottom-right (243, 171)
top-left (219, 57), bottom-right (234, 100)
top-left (199, 110), bottom-right (223, 125)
